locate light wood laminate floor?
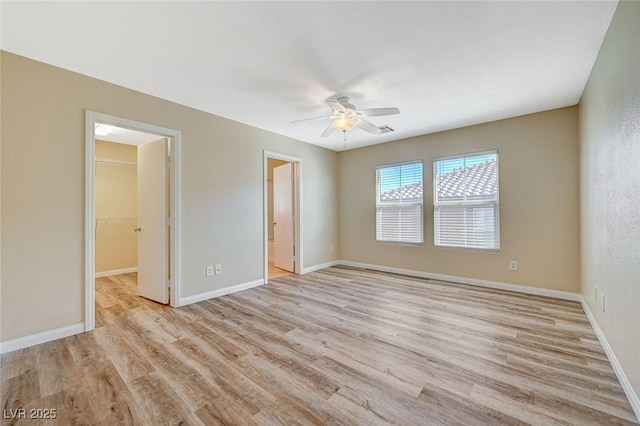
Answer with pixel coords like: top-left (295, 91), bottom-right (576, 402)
top-left (269, 263), bottom-right (293, 280)
top-left (2, 267), bottom-right (638, 425)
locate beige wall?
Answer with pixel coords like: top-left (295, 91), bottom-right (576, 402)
top-left (0, 51), bottom-right (3, 324)
top-left (95, 141), bottom-right (138, 273)
top-left (338, 107), bottom-right (580, 292)
top-left (0, 52), bottom-right (339, 341)
top-left (579, 0), bottom-right (640, 398)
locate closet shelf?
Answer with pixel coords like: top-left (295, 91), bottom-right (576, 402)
top-left (95, 158), bottom-right (137, 168)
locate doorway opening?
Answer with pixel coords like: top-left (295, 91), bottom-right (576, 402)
top-left (264, 151), bottom-right (302, 282)
top-left (85, 111), bottom-right (182, 332)
top-left (94, 137), bottom-right (144, 327)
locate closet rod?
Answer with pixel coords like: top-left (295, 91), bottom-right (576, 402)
top-left (95, 158), bottom-right (137, 167)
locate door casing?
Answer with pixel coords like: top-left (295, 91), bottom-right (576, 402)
top-left (85, 111), bottom-right (182, 332)
top-left (263, 150), bottom-right (302, 282)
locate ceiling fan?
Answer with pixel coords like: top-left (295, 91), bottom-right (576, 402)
top-left (290, 96), bottom-right (399, 138)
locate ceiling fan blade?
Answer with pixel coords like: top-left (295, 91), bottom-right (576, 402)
top-left (357, 118), bottom-right (382, 135)
top-left (357, 107), bottom-right (400, 117)
top-left (289, 115), bottom-right (334, 124)
top-left (326, 100), bottom-right (346, 113)
top-left (320, 123), bottom-right (336, 138)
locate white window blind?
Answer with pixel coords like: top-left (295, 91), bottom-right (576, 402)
top-left (376, 161), bottom-right (424, 245)
top-left (434, 151), bottom-right (499, 250)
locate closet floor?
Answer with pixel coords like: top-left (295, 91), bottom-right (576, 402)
top-left (268, 262), bottom-right (293, 280)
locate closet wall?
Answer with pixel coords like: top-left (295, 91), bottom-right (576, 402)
top-left (95, 141), bottom-right (138, 274)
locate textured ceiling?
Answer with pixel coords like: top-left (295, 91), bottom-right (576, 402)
top-left (1, 1), bottom-right (618, 151)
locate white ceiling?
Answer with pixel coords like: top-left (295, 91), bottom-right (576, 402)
top-left (95, 125), bottom-right (164, 146)
top-left (1, 1), bottom-right (617, 151)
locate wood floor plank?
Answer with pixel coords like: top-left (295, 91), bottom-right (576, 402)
top-left (1, 368), bottom-right (41, 413)
top-left (195, 396), bottom-right (260, 426)
top-left (130, 372), bottom-right (198, 425)
top-left (1, 268), bottom-right (637, 425)
top-left (170, 338), bottom-right (274, 415)
top-left (92, 323), bottom-right (156, 383)
top-left (80, 360), bottom-right (149, 425)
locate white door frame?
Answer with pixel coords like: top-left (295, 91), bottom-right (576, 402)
top-left (85, 111), bottom-right (182, 332)
top-left (263, 150), bottom-right (302, 282)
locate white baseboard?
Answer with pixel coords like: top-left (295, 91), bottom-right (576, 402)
top-left (0, 322), bottom-right (85, 355)
top-left (581, 299), bottom-right (640, 421)
top-left (301, 260), bottom-right (341, 275)
top-left (180, 279), bottom-right (264, 306)
top-left (337, 260), bottom-right (582, 302)
top-left (95, 267), bottom-right (138, 278)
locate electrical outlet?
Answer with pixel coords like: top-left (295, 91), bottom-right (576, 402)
top-left (215, 264), bottom-right (222, 275)
top-left (601, 294), bottom-right (606, 312)
top-left (509, 260), bottom-right (518, 271)
top-left (329, 244), bottom-right (335, 253)
top-left (206, 266), bottom-right (214, 277)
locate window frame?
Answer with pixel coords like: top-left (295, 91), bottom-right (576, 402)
top-left (375, 160), bottom-right (424, 246)
top-left (433, 150), bottom-right (500, 251)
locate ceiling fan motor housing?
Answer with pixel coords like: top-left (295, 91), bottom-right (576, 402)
top-left (337, 96), bottom-right (356, 112)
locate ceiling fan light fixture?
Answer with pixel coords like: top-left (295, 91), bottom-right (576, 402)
top-left (290, 96), bottom-right (399, 139)
top-left (332, 116), bottom-right (357, 132)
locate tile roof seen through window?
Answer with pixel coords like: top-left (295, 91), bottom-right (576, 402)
top-left (380, 159), bottom-right (497, 202)
top-left (380, 182), bottom-right (423, 202)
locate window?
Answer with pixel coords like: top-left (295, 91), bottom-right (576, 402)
top-left (376, 161), bottom-right (424, 245)
top-left (434, 151), bottom-right (499, 250)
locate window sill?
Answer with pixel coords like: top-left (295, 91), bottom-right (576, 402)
top-left (434, 245), bottom-right (500, 253)
top-left (376, 240), bottom-right (424, 247)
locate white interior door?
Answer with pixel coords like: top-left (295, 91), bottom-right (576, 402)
top-left (273, 163), bottom-right (294, 272)
top-left (137, 138), bottom-right (168, 303)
